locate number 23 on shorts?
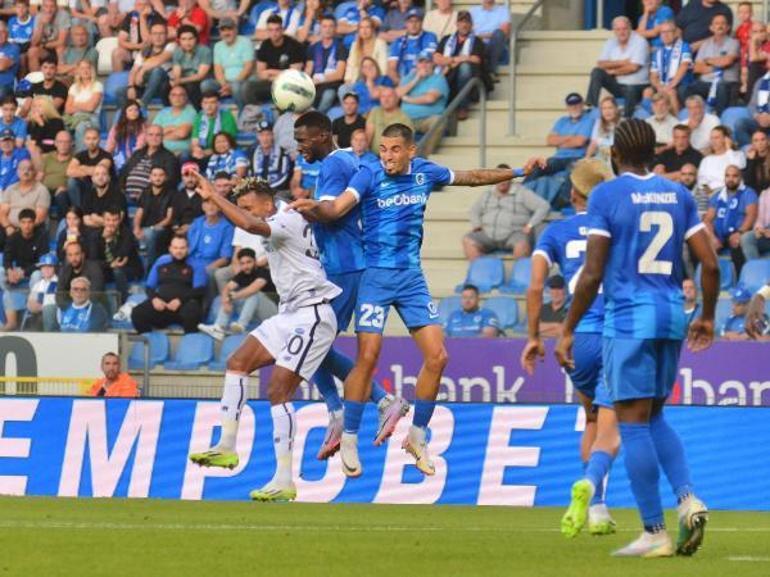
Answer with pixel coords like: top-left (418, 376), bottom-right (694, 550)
top-left (358, 303), bottom-right (386, 329)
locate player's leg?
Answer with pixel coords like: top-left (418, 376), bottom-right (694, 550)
top-left (189, 335), bottom-right (274, 468)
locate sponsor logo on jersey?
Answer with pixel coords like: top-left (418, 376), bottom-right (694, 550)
top-left (376, 192), bottom-right (428, 209)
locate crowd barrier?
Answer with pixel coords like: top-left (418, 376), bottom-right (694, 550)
top-left (1, 398), bottom-right (768, 510)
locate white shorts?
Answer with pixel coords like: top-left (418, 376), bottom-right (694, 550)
top-left (251, 302), bottom-right (337, 381)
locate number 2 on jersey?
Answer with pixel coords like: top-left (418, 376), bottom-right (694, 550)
top-left (565, 240), bottom-right (603, 295)
top-left (638, 211), bottom-right (673, 275)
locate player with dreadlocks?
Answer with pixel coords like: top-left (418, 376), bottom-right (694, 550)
top-left (555, 119), bottom-right (719, 557)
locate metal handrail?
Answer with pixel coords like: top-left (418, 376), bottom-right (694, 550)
top-left (508, 0), bottom-right (546, 136)
top-left (416, 76), bottom-right (487, 166)
top-left (126, 333), bottom-right (150, 396)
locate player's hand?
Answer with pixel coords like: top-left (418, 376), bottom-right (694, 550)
top-left (520, 337), bottom-right (545, 376)
top-left (687, 317), bottom-right (715, 352)
top-left (745, 294), bottom-right (767, 339)
top-left (289, 198), bottom-right (319, 214)
top-left (523, 156), bottom-right (547, 174)
top-left (554, 331), bottom-right (575, 370)
top-left (189, 170), bottom-right (214, 200)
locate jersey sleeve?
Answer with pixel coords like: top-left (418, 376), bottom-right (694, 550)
top-left (346, 165), bottom-right (373, 202)
top-left (682, 185), bottom-right (705, 240)
top-left (532, 224), bottom-right (560, 267)
top-left (483, 310), bottom-right (500, 330)
top-left (587, 186), bottom-right (612, 238)
top-left (317, 156), bottom-right (354, 201)
top-left (424, 160), bottom-right (454, 186)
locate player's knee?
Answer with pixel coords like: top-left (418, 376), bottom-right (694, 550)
top-left (226, 352), bottom-right (251, 374)
top-left (425, 346), bottom-right (448, 373)
top-left (267, 382), bottom-right (290, 404)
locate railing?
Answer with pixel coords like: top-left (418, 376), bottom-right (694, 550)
top-left (508, 0), bottom-right (546, 136)
top-left (125, 333), bottom-right (151, 396)
top-left (417, 77), bottom-right (488, 165)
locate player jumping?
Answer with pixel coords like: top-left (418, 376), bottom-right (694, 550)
top-left (293, 111), bottom-right (409, 460)
top-left (520, 158), bottom-right (619, 537)
top-left (292, 123), bottom-right (517, 477)
top-left (555, 119), bottom-right (718, 557)
top-left (189, 175), bottom-right (340, 502)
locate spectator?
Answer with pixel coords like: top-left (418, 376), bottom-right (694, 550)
top-left (167, 0), bottom-right (210, 45)
top-left (468, 0), bottom-right (510, 75)
top-left (538, 275), bottom-right (567, 338)
top-left (56, 206), bottom-right (85, 261)
top-left (381, 0), bottom-right (414, 43)
top-left (29, 56), bottom-right (67, 115)
top-left (366, 86), bottom-right (414, 151)
top-left (171, 163), bottom-right (204, 236)
top-left (295, 0), bottom-right (324, 45)
top-left (205, 132), bottom-right (248, 180)
top-left (645, 93), bottom-right (679, 155)
top-left (26, 97), bottom-right (65, 162)
top-left (703, 164), bottom-right (757, 276)
top-left (350, 128), bottom-right (378, 166)
top-left (332, 90), bottom-right (366, 148)
top-left (585, 96), bottom-right (620, 164)
top-left (212, 171), bottom-right (235, 197)
top-left (249, 120), bottom-right (292, 190)
top-left (444, 284), bottom-right (500, 338)
top-left (154, 86), bottom-right (197, 156)
top-left (396, 50), bottom-right (449, 155)
top-left (134, 165), bottom-right (174, 267)
top-left (190, 91), bottom-right (238, 166)
top-left (351, 56), bottom-right (394, 115)
top-left (89, 207), bottom-right (143, 303)
top-left (0, 23), bottom-right (20, 101)
top-left (680, 163), bottom-right (700, 197)
top-left (636, 0), bottom-right (674, 48)
top-left (290, 153), bottom-right (321, 199)
top-left (735, 1), bottom-right (754, 94)
top-left (683, 278), bottom-right (700, 325)
top-left (434, 10), bottom-right (486, 121)
top-left (338, 0), bottom-right (385, 44)
top-left (721, 284), bottom-right (751, 340)
top-left (684, 95), bottom-right (720, 152)
top-left (55, 240), bottom-right (104, 314)
top-left (87, 352), bottom-right (139, 397)
top-left (387, 8), bottom-right (437, 85)
top-left (121, 124), bottom-right (180, 204)
top-left (652, 124), bottom-right (703, 180)
top-left (686, 13), bottom-right (739, 116)
top-left (64, 61), bottom-right (104, 152)
top-left (0, 159), bottom-right (49, 239)
top-left (25, 252), bottom-right (58, 332)
top-left (106, 0), bottom-right (136, 32)
top-left (112, 0), bottom-right (155, 72)
top-left (463, 163), bottom-right (549, 261)
top-left (747, 19), bottom-right (770, 94)
top-left (743, 130), bottom-right (770, 192)
top-left (735, 57), bottom-right (770, 147)
top-left (697, 126), bottom-right (746, 192)
top-left (81, 164), bottom-right (127, 234)
top-left (59, 25), bottom-right (98, 78)
top-left (648, 20), bottom-right (693, 114)
top-left (8, 1), bottom-right (34, 56)
top-left (57, 276), bottom-right (109, 332)
top-left (198, 247), bottom-right (278, 339)
top-left (586, 16), bottom-right (649, 118)
top-left (211, 17), bottom-right (254, 109)
top-left (675, 0), bottom-right (733, 51)
top-left (0, 208), bottom-right (47, 330)
top-left (0, 130), bottom-right (30, 194)
top-left (242, 15), bottom-right (306, 106)
top-left (424, 0), bottom-right (457, 41)
top-left (344, 16), bottom-right (388, 84)
top-left (106, 100), bottom-right (147, 173)
top-left (27, 0), bottom-right (69, 72)
top-left (305, 15), bottom-right (347, 113)
top-left (253, 0), bottom-right (301, 40)
top-left (170, 25), bottom-right (214, 108)
top-left (40, 130), bottom-right (73, 216)
top-left (742, 181), bottom-right (770, 260)
top-left (66, 127), bottom-right (113, 209)
top-left (0, 96), bottom-right (27, 149)
top-left (131, 234), bottom-right (206, 334)
top-left (188, 198), bottom-right (234, 292)
top-left (124, 21), bottom-right (175, 106)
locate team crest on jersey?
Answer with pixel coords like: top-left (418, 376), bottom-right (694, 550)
top-left (427, 302), bottom-right (438, 317)
top-left (415, 173), bottom-right (425, 185)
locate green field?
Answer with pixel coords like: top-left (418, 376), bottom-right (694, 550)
top-left (1, 497), bottom-right (768, 577)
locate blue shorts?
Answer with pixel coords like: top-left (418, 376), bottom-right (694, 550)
top-left (602, 337), bottom-right (683, 402)
top-left (355, 267), bottom-right (439, 334)
top-left (569, 333), bottom-right (612, 410)
top-left (328, 270), bottom-right (362, 332)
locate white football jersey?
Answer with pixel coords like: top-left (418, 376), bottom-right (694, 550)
top-left (265, 203), bottom-right (342, 312)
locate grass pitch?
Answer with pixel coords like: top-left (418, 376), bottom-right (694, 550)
top-left (1, 497), bottom-right (768, 577)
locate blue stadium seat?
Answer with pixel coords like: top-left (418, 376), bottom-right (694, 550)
top-left (334, 0), bottom-right (356, 20)
top-left (715, 298), bottom-right (733, 334)
top-left (209, 334), bottom-right (247, 371)
top-left (455, 256), bottom-right (505, 293)
top-left (241, 1), bottom-right (277, 35)
top-left (437, 296), bottom-right (461, 325)
top-left (164, 333), bottom-right (215, 370)
top-left (695, 258), bottom-right (736, 292)
top-left (128, 331), bottom-right (170, 370)
top-left (720, 107), bottom-right (752, 136)
top-left (678, 109), bottom-right (688, 121)
top-left (103, 72), bottom-right (130, 106)
top-left (484, 296), bottom-right (519, 329)
top-left (739, 259), bottom-right (770, 293)
top-left (500, 258), bottom-right (532, 294)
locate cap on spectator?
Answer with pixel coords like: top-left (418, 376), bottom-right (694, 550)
top-left (565, 92), bottom-right (584, 106)
top-left (257, 120), bottom-right (273, 132)
top-left (181, 161), bottom-right (199, 174)
top-left (731, 284), bottom-right (752, 303)
top-left (570, 158), bottom-right (613, 197)
top-left (219, 16), bottom-right (237, 29)
top-left (417, 49), bottom-right (433, 62)
top-left (406, 7), bottom-right (424, 20)
top-left (36, 253), bottom-right (58, 268)
top-left (457, 10), bottom-right (472, 22)
top-left (0, 129), bottom-right (14, 141)
top-left (14, 79), bottom-right (32, 99)
top-left (547, 275), bottom-right (566, 289)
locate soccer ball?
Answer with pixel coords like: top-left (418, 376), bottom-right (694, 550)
top-left (271, 70), bottom-right (316, 113)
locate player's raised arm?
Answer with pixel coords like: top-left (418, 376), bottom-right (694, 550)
top-left (451, 167), bottom-right (521, 187)
top-left (520, 253), bottom-right (549, 375)
top-left (191, 172), bottom-right (271, 237)
top-left (289, 189), bottom-right (359, 223)
top-left (686, 228), bottom-right (719, 351)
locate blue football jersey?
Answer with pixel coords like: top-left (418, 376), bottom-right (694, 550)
top-left (708, 185), bottom-right (758, 241)
top-left (313, 149), bottom-right (366, 275)
top-left (588, 173), bottom-right (703, 340)
top-left (347, 157), bottom-right (453, 269)
top-left (9, 16), bottom-right (35, 45)
top-left (533, 212), bottom-right (604, 334)
top-left (444, 308), bottom-right (500, 337)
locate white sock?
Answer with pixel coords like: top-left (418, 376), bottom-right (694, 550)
top-left (271, 403), bottom-right (296, 486)
top-left (218, 372), bottom-right (249, 451)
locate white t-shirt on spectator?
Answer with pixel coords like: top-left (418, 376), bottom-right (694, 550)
top-left (69, 81), bottom-right (104, 115)
top-left (30, 275), bottom-right (58, 308)
top-left (696, 148), bottom-right (746, 191)
top-left (232, 227), bottom-right (267, 260)
top-left (646, 114), bottom-right (679, 145)
top-left (688, 113), bottom-right (720, 152)
top-left (598, 31), bottom-right (650, 85)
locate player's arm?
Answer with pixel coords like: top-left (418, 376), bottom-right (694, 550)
top-left (450, 167), bottom-right (518, 187)
top-left (520, 253), bottom-right (549, 375)
top-left (290, 190), bottom-right (358, 222)
top-left (191, 172), bottom-right (271, 237)
top-left (686, 228), bottom-right (719, 351)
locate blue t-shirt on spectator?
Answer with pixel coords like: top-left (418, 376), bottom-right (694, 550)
top-left (721, 313), bottom-right (746, 335)
top-left (0, 147), bottom-right (30, 191)
top-left (646, 5), bottom-right (675, 48)
top-left (0, 42), bottom-right (20, 89)
top-left (296, 156), bottom-right (322, 192)
top-left (389, 31), bottom-right (438, 79)
top-left (0, 117), bottom-right (28, 143)
top-left (709, 185), bottom-right (758, 242)
top-left (9, 16), bottom-right (35, 45)
top-left (187, 215), bottom-right (235, 267)
top-left (58, 302), bottom-right (108, 332)
top-left (354, 76), bottom-right (394, 114)
top-left (445, 308), bottom-right (500, 337)
top-left (400, 72), bottom-right (449, 120)
top-left (551, 113), bottom-right (594, 159)
top-left (469, 5), bottom-right (510, 37)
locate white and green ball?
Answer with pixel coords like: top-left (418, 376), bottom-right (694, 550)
top-left (271, 69), bottom-right (316, 113)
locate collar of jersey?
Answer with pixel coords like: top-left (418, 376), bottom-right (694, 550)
top-left (620, 171), bottom-right (655, 180)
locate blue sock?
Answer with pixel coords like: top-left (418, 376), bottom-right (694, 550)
top-left (412, 399), bottom-right (436, 429)
top-left (619, 422), bottom-right (665, 531)
top-left (326, 347), bottom-right (390, 404)
top-left (343, 400), bottom-right (366, 433)
top-left (649, 412), bottom-right (693, 503)
top-left (585, 450), bottom-right (613, 505)
top-left (370, 380), bottom-right (388, 403)
top-left (312, 366), bottom-right (343, 413)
